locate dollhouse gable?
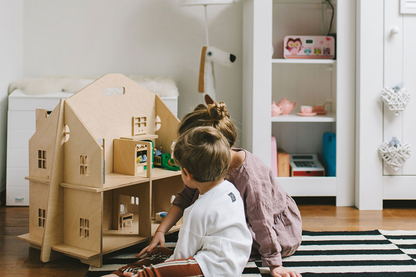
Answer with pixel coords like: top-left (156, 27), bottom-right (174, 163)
top-left (64, 74), bottom-right (158, 178)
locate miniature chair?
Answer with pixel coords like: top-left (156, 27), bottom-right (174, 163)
top-left (119, 204), bottom-right (133, 229)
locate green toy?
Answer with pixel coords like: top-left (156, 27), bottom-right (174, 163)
top-left (161, 153), bottom-right (180, 171)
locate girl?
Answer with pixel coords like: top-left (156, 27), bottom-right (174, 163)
top-left (140, 102), bottom-right (303, 277)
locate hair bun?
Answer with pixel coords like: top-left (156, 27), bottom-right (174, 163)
top-left (208, 102), bottom-right (229, 120)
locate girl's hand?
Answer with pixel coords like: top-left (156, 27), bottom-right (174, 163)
top-left (270, 265), bottom-right (302, 277)
top-left (136, 231), bottom-right (166, 257)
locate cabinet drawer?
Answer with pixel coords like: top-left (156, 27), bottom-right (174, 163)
top-left (8, 111), bottom-right (36, 130)
top-left (7, 149), bottom-right (29, 168)
top-left (7, 167), bottom-right (29, 187)
top-left (6, 187), bottom-right (29, 206)
top-left (7, 130), bottom-right (34, 149)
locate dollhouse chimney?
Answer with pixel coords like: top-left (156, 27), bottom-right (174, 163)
top-left (36, 109), bottom-right (48, 130)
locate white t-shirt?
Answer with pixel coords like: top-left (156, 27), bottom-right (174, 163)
top-left (167, 180), bottom-right (252, 276)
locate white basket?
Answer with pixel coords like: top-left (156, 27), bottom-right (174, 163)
top-left (381, 87), bottom-right (410, 116)
top-left (378, 142), bottom-right (411, 171)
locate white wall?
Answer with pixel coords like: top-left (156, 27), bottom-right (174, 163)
top-left (0, 0), bottom-right (24, 199)
top-left (23, 0), bottom-right (243, 138)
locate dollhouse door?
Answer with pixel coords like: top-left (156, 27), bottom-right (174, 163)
top-left (382, 0), bottom-right (416, 198)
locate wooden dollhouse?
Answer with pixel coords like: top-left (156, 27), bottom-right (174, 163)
top-left (17, 74), bottom-right (184, 267)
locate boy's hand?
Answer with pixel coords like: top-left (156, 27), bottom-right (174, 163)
top-left (270, 265), bottom-right (302, 277)
top-left (136, 231), bottom-right (166, 257)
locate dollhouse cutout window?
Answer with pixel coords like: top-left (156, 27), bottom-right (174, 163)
top-left (38, 208), bottom-right (46, 228)
top-left (38, 150), bottom-right (47, 169)
top-left (63, 125), bottom-right (70, 143)
top-left (80, 155), bottom-right (89, 175)
top-left (79, 218), bottom-right (89, 239)
top-left (129, 197), bottom-right (139, 205)
top-left (155, 115), bottom-right (161, 131)
top-left (103, 87), bottom-right (125, 96)
top-left (132, 116), bottom-right (147, 136)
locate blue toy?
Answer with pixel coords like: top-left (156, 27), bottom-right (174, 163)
top-left (322, 132), bottom-right (336, 176)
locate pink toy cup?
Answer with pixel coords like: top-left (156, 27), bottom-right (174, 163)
top-left (300, 105), bottom-right (313, 114)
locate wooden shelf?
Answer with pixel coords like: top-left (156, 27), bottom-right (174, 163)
top-left (102, 234), bottom-right (148, 255)
top-left (52, 244), bottom-right (100, 260)
top-left (272, 58), bottom-right (336, 64)
top-left (151, 221), bottom-right (182, 236)
top-left (104, 220), bottom-right (139, 236)
top-left (25, 176), bottom-right (50, 185)
top-left (151, 168), bottom-right (181, 180)
top-left (120, 134), bottom-right (158, 140)
top-left (61, 169), bottom-right (180, 192)
top-left (61, 173), bottom-right (150, 192)
top-left (277, 177), bottom-right (336, 196)
top-left (17, 233), bottom-right (43, 246)
top-left (271, 113), bottom-right (336, 123)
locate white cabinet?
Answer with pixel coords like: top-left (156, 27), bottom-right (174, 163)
top-left (356, 0), bottom-right (416, 210)
top-left (6, 90), bottom-right (178, 206)
top-left (6, 90), bottom-right (73, 206)
top-left (242, 0), bottom-right (355, 206)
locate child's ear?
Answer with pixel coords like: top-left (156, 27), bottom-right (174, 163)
top-left (182, 168), bottom-right (194, 182)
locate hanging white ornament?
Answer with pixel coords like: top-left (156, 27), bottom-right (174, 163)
top-left (381, 82), bottom-right (410, 116)
top-left (378, 137), bottom-right (411, 171)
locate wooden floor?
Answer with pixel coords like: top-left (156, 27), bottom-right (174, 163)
top-left (2, 200), bottom-right (416, 277)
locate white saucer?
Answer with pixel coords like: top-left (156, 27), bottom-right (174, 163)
top-left (298, 112), bottom-right (317, 117)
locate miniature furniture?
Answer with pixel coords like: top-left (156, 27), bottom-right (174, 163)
top-left (120, 213), bottom-right (133, 229)
top-left (6, 82), bottom-right (178, 206)
top-left (17, 74), bottom-right (184, 267)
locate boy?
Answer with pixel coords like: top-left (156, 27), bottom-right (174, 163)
top-left (105, 126), bottom-right (252, 277)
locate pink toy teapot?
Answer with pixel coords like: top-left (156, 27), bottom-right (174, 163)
top-left (276, 97), bottom-right (297, 115)
top-left (271, 101), bottom-right (283, 116)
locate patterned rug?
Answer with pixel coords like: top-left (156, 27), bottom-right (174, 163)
top-left (86, 230), bottom-right (416, 277)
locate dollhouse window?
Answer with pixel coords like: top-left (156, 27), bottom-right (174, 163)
top-left (80, 155), bottom-right (89, 175)
top-left (64, 125), bottom-right (70, 143)
top-left (38, 208), bottom-right (46, 227)
top-left (79, 218), bottom-right (89, 239)
top-left (38, 150), bottom-right (47, 169)
top-left (132, 116), bottom-right (147, 136)
top-left (130, 196), bottom-right (139, 205)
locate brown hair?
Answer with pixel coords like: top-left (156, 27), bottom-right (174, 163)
top-left (174, 126), bottom-right (231, 183)
top-left (178, 102), bottom-right (237, 148)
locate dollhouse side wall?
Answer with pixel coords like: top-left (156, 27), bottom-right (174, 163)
top-left (28, 103), bottom-right (61, 180)
top-left (63, 102), bottom-right (103, 187)
top-left (63, 188), bottom-right (102, 254)
top-left (29, 181), bottom-right (49, 238)
top-left (155, 95), bottom-right (180, 154)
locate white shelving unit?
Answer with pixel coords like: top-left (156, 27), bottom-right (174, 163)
top-left (242, 0), bottom-right (355, 205)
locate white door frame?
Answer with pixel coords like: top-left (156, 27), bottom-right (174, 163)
top-left (355, 0), bottom-right (384, 210)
